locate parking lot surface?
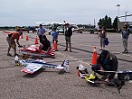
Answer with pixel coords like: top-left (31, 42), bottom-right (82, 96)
top-left (0, 31), bottom-right (132, 99)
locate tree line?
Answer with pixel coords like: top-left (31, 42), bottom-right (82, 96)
top-left (0, 15), bottom-right (119, 31)
top-left (98, 15), bottom-right (118, 30)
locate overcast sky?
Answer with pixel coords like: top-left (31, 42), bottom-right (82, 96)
top-left (0, 0), bottom-right (132, 26)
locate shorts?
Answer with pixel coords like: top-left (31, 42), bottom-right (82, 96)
top-left (65, 37), bottom-right (71, 43)
top-left (6, 36), bottom-right (15, 47)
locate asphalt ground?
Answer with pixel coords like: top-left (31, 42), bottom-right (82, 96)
top-left (0, 30), bottom-right (132, 99)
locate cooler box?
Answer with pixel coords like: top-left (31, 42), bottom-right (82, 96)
top-left (117, 71), bottom-right (132, 80)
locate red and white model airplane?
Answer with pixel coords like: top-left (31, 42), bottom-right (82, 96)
top-left (20, 45), bottom-right (55, 58)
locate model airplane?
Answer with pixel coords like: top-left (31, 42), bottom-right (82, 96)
top-left (77, 65), bottom-right (127, 93)
top-left (19, 58), bottom-right (69, 74)
top-left (20, 45), bottom-right (55, 58)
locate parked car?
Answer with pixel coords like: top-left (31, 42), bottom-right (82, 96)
top-left (56, 26), bottom-right (64, 34)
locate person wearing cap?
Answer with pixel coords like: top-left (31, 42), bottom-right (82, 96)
top-left (6, 29), bottom-right (23, 56)
top-left (121, 26), bottom-right (130, 53)
top-left (64, 23), bottom-right (73, 52)
top-left (39, 35), bottom-right (51, 53)
top-left (91, 50), bottom-right (118, 82)
top-left (37, 24), bottom-right (46, 43)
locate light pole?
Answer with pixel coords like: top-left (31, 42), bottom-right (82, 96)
top-left (125, 11), bottom-right (127, 24)
top-left (116, 4), bottom-right (120, 16)
top-left (116, 4), bottom-right (120, 32)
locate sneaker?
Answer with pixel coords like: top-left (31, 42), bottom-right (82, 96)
top-left (14, 53), bottom-right (19, 56)
top-left (63, 49), bottom-right (68, 51)
top-left (7, 53), bottom-right (12, 56)
top-left (123, 50), bottom-right (128, 53)
top-left (122, 51), bottom-right (128, 53)
top-left (122, 51), bottom-right (125, 53)
top-left (125, 50), bottom-right (128, 53)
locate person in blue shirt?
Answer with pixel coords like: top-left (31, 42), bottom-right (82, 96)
top-left (121, 26), bottom-right (130, 53)
top-left (37, 24), bottom-right (46, 43)
top-left (52, 28), bottom-right (58, 44)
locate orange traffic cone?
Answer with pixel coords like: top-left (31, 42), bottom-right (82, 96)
top-left (26, 35), bottom-right (28, 41)
top-left (35, 36), bottom-right (38, 44)
top-left (91, 46), bottom-right (98, 65)
top-left (53, 41), bottom-right (58, 51)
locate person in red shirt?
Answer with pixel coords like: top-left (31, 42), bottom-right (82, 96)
top-left (6, 29), bottom-right (23, 56)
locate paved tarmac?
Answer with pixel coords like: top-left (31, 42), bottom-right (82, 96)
top-left (0, 30), bottom-right (132, 99)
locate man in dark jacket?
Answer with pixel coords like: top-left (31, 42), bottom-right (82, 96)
top-left (91, 50), bottom-right (118, 82)
top-left (64, 23), bottom-right (73, 52)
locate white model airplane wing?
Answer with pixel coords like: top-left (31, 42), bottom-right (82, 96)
top-left (27, 47), bottom-right (36, 51)
top-left (21, 63), bottom-right (43, 74)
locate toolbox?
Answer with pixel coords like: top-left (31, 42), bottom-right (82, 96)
top-left (117, 71), bottom-right (132, 80)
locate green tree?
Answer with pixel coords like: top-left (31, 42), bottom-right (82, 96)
top-left (113, 17), bottom-right (119, 30)
top-left (98, 15), bottom-right (112, 29)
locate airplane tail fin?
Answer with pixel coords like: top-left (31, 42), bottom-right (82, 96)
top-left (56, 60), bottom-right (69, 72)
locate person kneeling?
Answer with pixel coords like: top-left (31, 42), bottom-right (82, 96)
top-left (91, 50), bottom-right (118, 83)
top-left (39, 35), bottom-right (51, 54)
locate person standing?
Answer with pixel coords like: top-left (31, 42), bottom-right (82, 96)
top-left (6, 29), bottom-right (23, 56)
top-left (99, 26), bottom-right (107, 50)
top-left (121, 26), bottom-right (130, 53)
top-left (37, 24), bottom-right (46, 43)
top-left (52, 28), bottom-right (58, 43)
top-left (64, 23), bottom-right (73, 52)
